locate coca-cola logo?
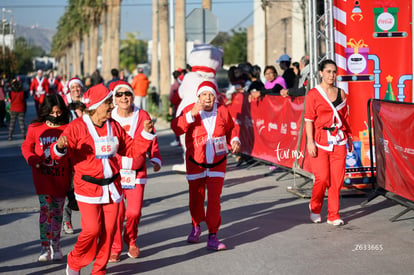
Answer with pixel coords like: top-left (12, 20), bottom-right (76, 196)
top-left (377, 12), bottom-right (395, 31)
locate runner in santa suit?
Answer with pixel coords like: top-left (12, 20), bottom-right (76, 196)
top-left (304, 59), bottom-right (353, 226)
top-left (63, 77), bottom-right (83, 106)
top-left (171, 80), bottom-right (241, 251)
top-left (58, 75), bottom-right (69, 98)
top-left (172, 43), bottom-right (224, 172)
top-left (50, 84), bottom-right (155, 275)
top-left (21, 94), bottom-right (72, 262)
top-left (48, 71), bottom-right (60, 95)
top-left (30, 70), bottom-right (49, 116)
top-left (108, 80), bottom-right (162, 263)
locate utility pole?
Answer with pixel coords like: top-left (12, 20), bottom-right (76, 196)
top-left (175, 0), bottom-right (186, 69)
top-left (261, 0), bottom-right (269, 64)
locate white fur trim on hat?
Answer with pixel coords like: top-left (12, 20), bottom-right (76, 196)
top-left (197, 81), bottom-right (217, 98)
top-left (68, 78), bottom-right (84, 89)
top-left (197, 85), bottom-right (217, 98)
top-left (83, 91), bottom-right (113, 110)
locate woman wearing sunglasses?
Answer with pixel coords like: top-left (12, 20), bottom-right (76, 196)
top-left (108, 80), bottom-right (162, 263)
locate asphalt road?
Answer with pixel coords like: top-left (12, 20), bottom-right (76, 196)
top-left (0, 98), bottom-right (413, 275)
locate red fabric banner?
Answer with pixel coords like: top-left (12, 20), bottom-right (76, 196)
top-left (226, 93), bottom-right (307, 169)
top-left (373, 100), bottom-right (414, 201)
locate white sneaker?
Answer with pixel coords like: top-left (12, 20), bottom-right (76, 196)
top-left (309, 204), bottom-right (321, 223)
top-left (170, 140), bottom-right (179, 147)
top-left (38, 246), bottom-right (51, 262)
top-left (327, 219), bottom-right (344, 226)
top-left (172, 163), bottom-right (186, 173)
top-left (51, 243), bottom-right (63, 260)
top-left (63, 221), bottom-right (74, 234)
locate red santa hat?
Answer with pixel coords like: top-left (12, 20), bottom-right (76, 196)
top-left (82, 83), bottom-right (113, 110)
top-left (67, 77), bottom-right (84, 90)
top-left (197, 80), bottom-right (217, 98)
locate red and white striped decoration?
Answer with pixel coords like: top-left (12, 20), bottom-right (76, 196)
top-left (333, 1), bottom-right (349, 94)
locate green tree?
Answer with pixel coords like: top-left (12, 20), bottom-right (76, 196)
top-left (119, 32), bottom-right (148, 73)
top-left (14, 37), bottom-right (46, 74)
top-left (211, 28), bottom-right (247, 66)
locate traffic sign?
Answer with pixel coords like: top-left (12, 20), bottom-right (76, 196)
top-left (185, 8), bottom-right (218, 43)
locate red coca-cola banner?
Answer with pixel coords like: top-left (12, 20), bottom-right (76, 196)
top-left (373, 100), bottom-right (414, 201)
top-left (226, 93), bottom-right (307, 169)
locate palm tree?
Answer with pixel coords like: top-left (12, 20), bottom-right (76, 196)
top-left (151, 0), bottom-right (159, 93)
top-left (82, 0), bottom-right (105, 76)
top-left (175, 0), bottom-right (186, 69)
top-left (159, 0), bottom-right (170, 97)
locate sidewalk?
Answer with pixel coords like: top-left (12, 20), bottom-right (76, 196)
top-left (1, 100), bottom-right (414, 274)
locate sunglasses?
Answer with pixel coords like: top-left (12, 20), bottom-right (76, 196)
top-left (115, 91), bottom-right (133, 97)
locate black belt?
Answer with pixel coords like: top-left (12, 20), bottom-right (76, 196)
top-left (189, 156), bottom-right (226, 169)
top-left (322, 126), bottom-right (336, 132)
top-left (81, 173), bottom-right (120, 186)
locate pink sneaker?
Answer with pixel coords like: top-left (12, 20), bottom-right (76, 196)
top-left (207, 234), bottom-right (227, 251)
top-left (187, 225), bottom-right (201, 243)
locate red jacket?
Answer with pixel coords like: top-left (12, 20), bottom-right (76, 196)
top-left (171, 103), bottom-right (239, 180)
top-left (112, 107), bottom-right (162, 184)
top-left (30, 77), bottom-right (49, 103)
top-left (21, 122), bottom-right (72, 197)
top-left (304, 85), bottom-right (352, 152)
top-left (9, 90), bottom-right (26, 113)
top-left (50, 116), bottom-right (154, 204)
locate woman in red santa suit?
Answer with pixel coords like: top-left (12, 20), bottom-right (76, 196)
top-left (50, 84), bottom-right (155, 275)
top-left (108, 80), bottom-right (162, 262)
top-left (21, 94), bottom-right (72, 262)
top-left (171, 80), bottom-right (241, 251)
top-left (30, 70), bottom-right (49, 116)
top-left (305, 59), bottom-right (353, 226)
top-left (63, 77), bottom-right (83, 106)
top-left (48, 71), bottom-right (60, 95)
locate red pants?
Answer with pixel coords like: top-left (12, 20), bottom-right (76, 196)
top-left (310, 145), bottom-right (346, 221)
top-left (111, 184), bottom-right (145, 255)
top-left (67, 201), bottom-right (119, 275)
top-left (188, 176), bottom-right (223, 234)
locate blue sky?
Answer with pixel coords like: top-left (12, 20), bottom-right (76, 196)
top-left (2, 0), bottom-right (254, 40)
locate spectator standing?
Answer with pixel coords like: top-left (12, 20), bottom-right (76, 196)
top-left (305, 59), bottom-right (353, 226)
top-left (109, 80), bottom-right (162, 263)
top-left (276, 54), bottom-right (296, 89)
top-left (119, 70), bottom-right (128, 82)
top-left (247, 65), bottom-right (264, 102)
top-left (106, 68), bottom-right (120, 89)
top-left (21, 94), bottom-right (72, 262)
top-left (255, 65), bottom-right (285, 98)
top-left (171, 81), bottom-right (241, 251)
top-left (8, 78), bottom-right (27, 141)
top-left (281, 55), bottom-right (310, 97)
top-left (91, 69), bottom-right (104, 86)
top-left (51, 84), bottom-right (155, 275)
top-left (131, 68), bottom-right (150, 111)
